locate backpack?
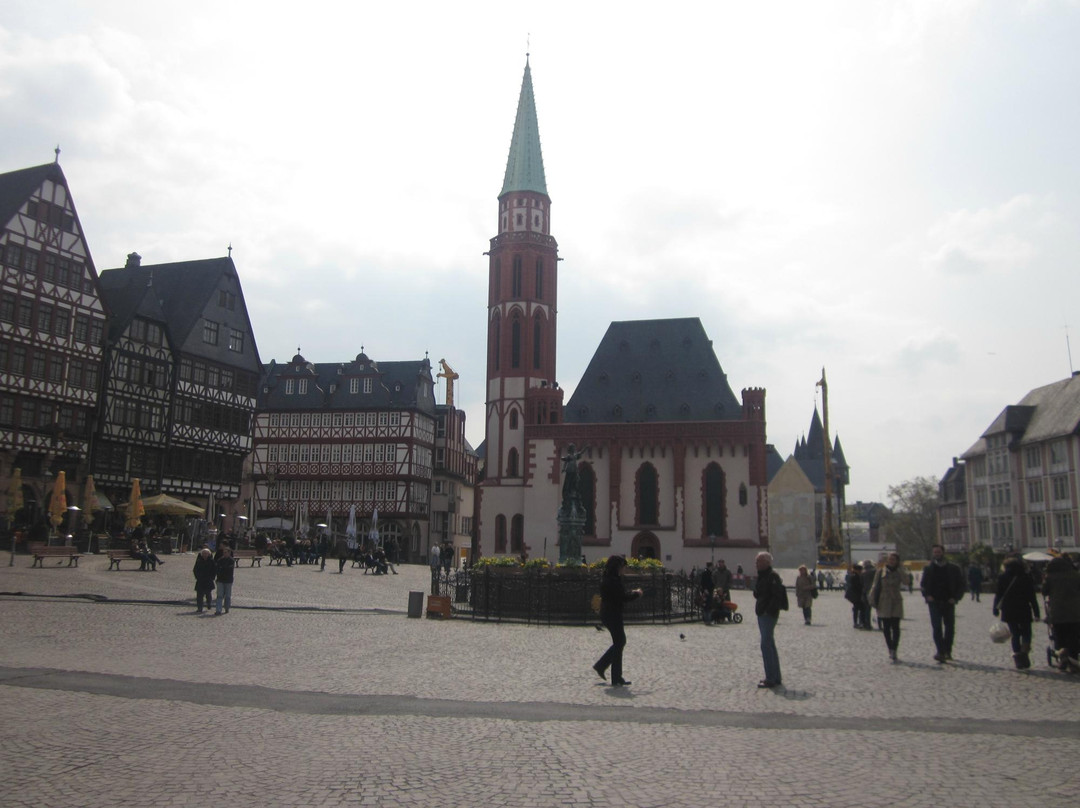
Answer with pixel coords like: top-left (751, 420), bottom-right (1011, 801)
top-left (775, 575), bottom-right (789, 611)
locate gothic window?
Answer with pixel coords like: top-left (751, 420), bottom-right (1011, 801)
top-left (637, 463), bottom-right (659, 526)
top-left (495, 514), bottom-right (507, 553)
top-left (507, 448), bottom-right (519, 477)
top-left (704, 463), bottom-right (726, 537)
top-left (509, 410), bottom-right (519, 429)
top-left (533, 315), bottom-right (542, 369)
top-left (535, 258), bottom-right (543, 298)
top-left (512, 256), bottom-right (522, 296)
top-left (511, 316), bottom-right (521, 369)
top-left (580, 463), bottom-right (596, 536)
top-left (739, 483), bottom-right (748, 506)
top-left (491, 314), bottom-right (501, 371)
top-left (510, 514), bottom-right (524, 553)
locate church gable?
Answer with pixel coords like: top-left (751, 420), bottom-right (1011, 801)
top-left (564, 318), bottom-right (742, 424)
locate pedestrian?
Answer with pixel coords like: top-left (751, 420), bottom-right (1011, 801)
top-left (1042, 556), bottom-right (1080, 673)
top-left (430, 544), bottom-right (440, 575)
top-left (795, 565), bottom-right (816, 625)
top-left (968, 562), bottom-right (984, 602)
top-left (920, 543), bottom-right (965, 662)
top-left (714, 558), bottom-right (733, 601)
top-left (869, 552), bottom-right (905, 662)
top-left (861, 560), bottom-right (876, 630)
top-left (816, 569), bottom-right (825, 591)
top-left (193, 547), bottom-right (216, 613)
top-left (214, 545), bottom-right (235, 616)
top-left (992, 554), bottom-right (1040, 669)
top-left (825, 571), bottom-right (835, 591)
top-left (753, 551), bottom-right (787, 688)
top-left (844, 565), bottom-right (864, 628)
top-left (701, 562), bottom-right (716, 624)
top-left (592, 555), bottom-right (642, 687)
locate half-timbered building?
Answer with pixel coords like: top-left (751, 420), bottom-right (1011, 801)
top-left (0, 159), bottom-right (108, 532)
top-left (253, 351), bottom-right (437, 563)
top-left (432, 401), bottom-right (479, 567)
top-left (96, 254), bottom-right (262, 509)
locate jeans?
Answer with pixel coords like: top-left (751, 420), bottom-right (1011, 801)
top-left (757, 613), bottom-right (781, 683)
top-left (595, 616), bottom-right (627, 683)
top-left (1007, 621), bottom-right (1032, 654)
top-left (880, 617), bottom-right (901, 651)
top-left (927, 601), bottom-right (956, 655)
top-left (215, 582), bottom-right (233, 614)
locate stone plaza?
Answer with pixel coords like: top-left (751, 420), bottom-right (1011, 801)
top-left (1, 556), bottom-right (1077, 807)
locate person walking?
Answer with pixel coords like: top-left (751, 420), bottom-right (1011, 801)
top-left (795, 565), bottom-right (816, 625)
top-left (869, 552), bottom-right (905, 662)
top-left (992, 555), bottom-right (1040, 669)
top-left (968, 562), bottom-right (984, 602)
top-left (214, 545), bottom-right (235, 616)
top-left (592, 555), bottom-right (642, 687)
top-left (860, 560), bottom-right (877, 630)
top-left (1042, 556), bottom-right (1080, 673)
top-left (844, 565), bottom-right (864, 628)
top-left (753, 551), bottom-right (787, 688)
top-left (921, 544), bottom-right (965, 662)
top-left (192, 547), bottom-right (216, 613)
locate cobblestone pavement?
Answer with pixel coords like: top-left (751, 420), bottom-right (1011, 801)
top-left (2, 556), bottom-right (1078, 807)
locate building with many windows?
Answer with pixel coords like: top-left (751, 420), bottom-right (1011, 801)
top-left (252, 350), bottom-right (436, 563)
top-left (937, 457), bottom-right (968, 553)
top-left (0, 159), bottom-right (108, 535)
top-left (432, 400), bottom-right (479, 566)
top-left (961, 374), bottom-right (1080, 553)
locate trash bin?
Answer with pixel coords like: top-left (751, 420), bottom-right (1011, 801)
top-left (407, 590), bottom-right (424, 618)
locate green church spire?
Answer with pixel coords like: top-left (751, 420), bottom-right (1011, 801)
top-left (500, 57), bottom-right (548, 197)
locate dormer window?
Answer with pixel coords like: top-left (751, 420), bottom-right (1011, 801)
top-left (285, 379), bottom-right (294, 395)
top-left (363, 378), bottom-right (373, 394)
top-left (350, 378), bottom-right (359, 394)
top-left (298, 379), bottom-right (308, 395)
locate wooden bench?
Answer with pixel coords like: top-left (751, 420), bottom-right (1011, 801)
top-left (232, 549), bottom-right (264, 567)
top-left (106, 550), bottom-right (150, 571)
top-left (29, 543), bottom-right (80, 568)
top-left (426, 594), bottom-right (451, 619)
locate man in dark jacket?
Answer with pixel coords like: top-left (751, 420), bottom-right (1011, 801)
top-left (753, 551), bottom-right (786, 688)
top-left (920, 544), bottom-right (965, 662)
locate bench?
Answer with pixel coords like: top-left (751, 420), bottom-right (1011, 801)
top-left (426, 594), bottom-right (451, 619)
top-left (106, 550), bottom-right (151, 571)
top-left (29, 543), bottom-right (80, 568)
top-left (232, 549), bottom-right (264, 567)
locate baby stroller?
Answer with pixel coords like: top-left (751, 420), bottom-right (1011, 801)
top-left (1044, 602), bottom-right (1080, 673)
top-left (709, 597), bottom-right (743, 624)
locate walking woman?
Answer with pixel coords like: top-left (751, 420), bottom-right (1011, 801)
top-left (869, 552), bottom-right (905, 662)
top-left (993, 554), bottom-right (1040, 669)
top-left (1043, 556), bottom-right (1080, 672)
top-left (795, 565), bottom-right (816, 625)
top-left (593, 555), bottom-right (642, 687)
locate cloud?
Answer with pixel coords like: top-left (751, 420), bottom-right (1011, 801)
top-left (925, 194), bottom-right (1042, 277)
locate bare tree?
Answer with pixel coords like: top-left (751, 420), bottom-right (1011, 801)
top-left (884, 476), bottom-right (940, 560)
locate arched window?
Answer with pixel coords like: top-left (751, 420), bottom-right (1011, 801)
top-left (533, 315), bottom-right (542, 369)
top-left (512, 255), bottom-right (522, 297)
top-left (507, 448), bottom-right (519, 477)
top-left (495, 514), bottom-right (507, 554)
top-left (511, 316), bottom-right (521, 369)
top-left (704, 463), bottom-right (726, 537)
top-left (510, 514), bottom-right (524, 553)
top-left (490, 313), bottom-right (501, 371)
top-left (637, 463), bottom-right (659, 526)
top-left (509, 409), bottom-right (519, 430)
top-left (579, 463), bottom-right (596, 536)
top-left (535, 258), bottom-right (543, 299)
top-left (739, 482), bottom-right (748, 506)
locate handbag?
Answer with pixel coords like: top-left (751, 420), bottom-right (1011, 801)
top-left (811, 587), bottom-right (819, 599)
top-left (989, 621), bottom-right (1011, 643)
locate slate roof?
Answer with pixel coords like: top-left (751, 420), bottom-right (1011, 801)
top-left (791, 409), bottom-right (850, 491)
top-left (0, 162), bottom-right (64, 229)
top-left (964, 375), bottom-right (1080, 458)
top-left (500, 57), bottom-right (548, 197)
top-left (259, 353), bottom-right (435, 414)
top-left (564, 318), bottom-right (743, 424)
top-left (98, 269), bottom-right (170, 341)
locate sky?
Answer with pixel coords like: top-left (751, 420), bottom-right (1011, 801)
top-left (3, 0), bottom-right (1079, 504)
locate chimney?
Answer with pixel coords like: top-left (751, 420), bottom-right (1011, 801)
top-left (125, 252), bottom-right (142, 268)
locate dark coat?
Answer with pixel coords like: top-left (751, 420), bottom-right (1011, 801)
top-left (1043, 558), bottom-right (1080, 624)
top-left (921, 560), bottom-right (965, 603)
top-left (216, 555), bottom-right (235, 584)
top-left (993, 561), bottom-right (1040, 624)
top-left (599, 573), bottom-right (640, 621)
top-left (844, 571), bottom-right (863, 604)
top-left (193, 554), bottom-right (217, 592)
top-left (754, 567), bottom-right (786, 617)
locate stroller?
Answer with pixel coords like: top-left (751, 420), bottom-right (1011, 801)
top-left (709, 597), bottom-right (743, 624)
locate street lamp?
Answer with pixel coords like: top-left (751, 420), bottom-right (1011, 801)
top-left (708, 534), bottom-right (717, 564)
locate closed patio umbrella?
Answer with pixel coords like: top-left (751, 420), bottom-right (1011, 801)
top-left (125, 478), bottom-right (144, 529)
top-left (48, 471), bottom-right (67, 535)
top-left (7, 468), bottom-right (23, 565)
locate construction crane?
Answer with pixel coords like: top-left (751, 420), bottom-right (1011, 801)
top-left (437, 359), bottom-right (459, 408)
top-left (815, 368), bottom-right (844, 564)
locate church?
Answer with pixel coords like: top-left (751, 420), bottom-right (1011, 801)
top-left (477, 59), bottom-right (770, 572)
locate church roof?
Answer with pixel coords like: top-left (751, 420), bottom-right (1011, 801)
top-left (564, 318), bottom-right (743, 424)
top-left (500, 57), bottom-right (548, 197)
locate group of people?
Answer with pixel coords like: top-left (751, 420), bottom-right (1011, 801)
top-left (192, 542), bottom-right (235, 615)
top-left (595, 544), bottom-right (1080, 689)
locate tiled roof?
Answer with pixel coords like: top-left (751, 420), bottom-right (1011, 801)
top-left (564, 318), bottom-right (743, 424)
top-left (259, 354), bottom-right (435, 414)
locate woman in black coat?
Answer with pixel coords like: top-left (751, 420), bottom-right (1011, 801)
top-left (993, 555), bottom-right (1040, 669)
top-left (592, 555), bottom-right (642, 687)
top-left (192, 547), bottom-right (216, 613)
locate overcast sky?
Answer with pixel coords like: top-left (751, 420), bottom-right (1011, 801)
top-left (3, 1), bottom-right (1079, 504)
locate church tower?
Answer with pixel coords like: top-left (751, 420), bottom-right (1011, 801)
top-left (484, 56), bottom-right (560, 488)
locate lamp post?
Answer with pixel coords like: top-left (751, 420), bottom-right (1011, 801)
top-left (708, 534), bottom-right (717, 564)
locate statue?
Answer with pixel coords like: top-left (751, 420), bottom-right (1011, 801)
top-left (560, 443), bottom-right (586, 510)
top-left (558, 444), bottom-right (588, 564)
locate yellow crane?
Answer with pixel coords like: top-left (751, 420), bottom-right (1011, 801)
top-left (437, 359), bottom-right (459, 408)
top-left (816, 368), bottom-right (843, 563)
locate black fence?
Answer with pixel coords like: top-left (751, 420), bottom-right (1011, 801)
top-left (430, 567), bottom-right (701, 625)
